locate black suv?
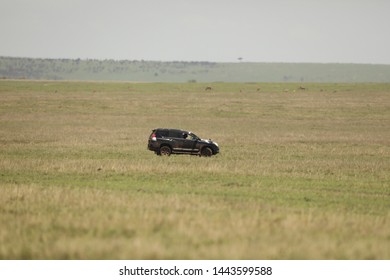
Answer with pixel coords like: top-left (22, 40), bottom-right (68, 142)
top-left (148, 128), bottom-right (219, 156)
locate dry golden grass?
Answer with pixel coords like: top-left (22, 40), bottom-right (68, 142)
top-left (1, 184), bottom-right (388, 259)
top-left (0, 81), bottom-right (389, 259)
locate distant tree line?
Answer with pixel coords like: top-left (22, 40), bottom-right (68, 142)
top-left (1, 56), bottom-right (389, 82)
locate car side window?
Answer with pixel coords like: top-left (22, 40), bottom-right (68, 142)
top-left (187, 134), bottom-right (196, 141)
top-left (168, 130), bottom-right (183, 138)
top-left (156, 129), bottom-right (168, 138)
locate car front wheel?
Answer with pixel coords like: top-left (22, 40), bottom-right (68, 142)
top-left (201, 147), bottom-right (213, 157)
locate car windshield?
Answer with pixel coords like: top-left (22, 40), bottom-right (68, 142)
top-left (188, 132), bottom-right (199, 141)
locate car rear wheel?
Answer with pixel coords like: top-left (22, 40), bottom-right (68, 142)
top-left (159, 146), bottom-right (172, 156)
top-left (201, 147), bottom-right (213, 157)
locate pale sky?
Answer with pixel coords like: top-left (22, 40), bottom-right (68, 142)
top-left (1, 0), bottom-right (390, 64)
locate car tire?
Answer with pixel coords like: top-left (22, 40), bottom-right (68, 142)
top-left (159, 146), bottom-right (172, 156)
top-left (201, 147), bottom-right (213, 157)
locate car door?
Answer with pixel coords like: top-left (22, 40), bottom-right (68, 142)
top-left (182, 133), bottom-right (199, 153)
top-left (168, 130), bottom-right (186, 152)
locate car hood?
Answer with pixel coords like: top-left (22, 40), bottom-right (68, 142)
top-left (200, 139), bottom-right (218, 146)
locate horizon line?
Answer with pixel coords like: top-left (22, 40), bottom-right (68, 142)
top-left (2, 55), bottom-right (390, 66)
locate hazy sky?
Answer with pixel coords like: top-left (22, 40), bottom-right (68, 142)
top-left (1, 0), bottom-right (390, 64)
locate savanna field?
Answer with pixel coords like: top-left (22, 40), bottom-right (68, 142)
top-left (0, 80), bottom-right (389, 259)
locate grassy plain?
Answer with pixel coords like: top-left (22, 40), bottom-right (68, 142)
top-left (0, 81), bottom-right (389, 259)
